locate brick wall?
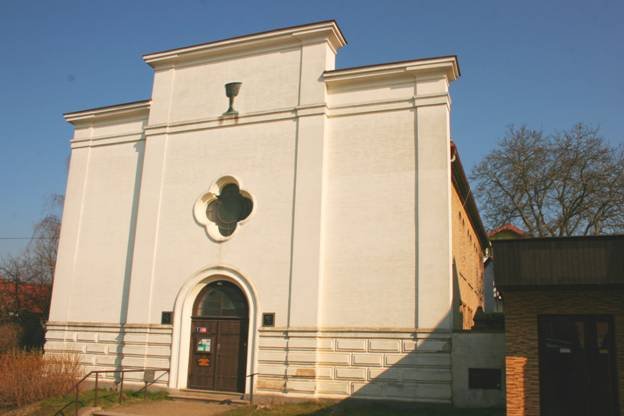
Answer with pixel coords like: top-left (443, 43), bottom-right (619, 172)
top-left (504, 289), bottom-right (624, 416)
top-left (451, 185), bottom-right (485, 329)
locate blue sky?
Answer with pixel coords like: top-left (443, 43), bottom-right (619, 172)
top-left (0, 0), bottom-right (622, 256)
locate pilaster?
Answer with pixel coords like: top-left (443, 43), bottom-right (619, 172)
top-left (287, 40), bottom-right (335, 328)
top-left (125, 132), bottom-right (168, 324)
top-left (415, 76), bottom-right (453, 330)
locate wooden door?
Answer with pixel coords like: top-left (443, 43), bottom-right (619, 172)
top-left (188, 318), bottom-right (247, 392)
top-left (538, 315), bottom-right (619, 416)
top-left (214, 319), bottom-right (248, 392)
top-left (188, 319), bottom-right (218, 390)
top-left (188, 281), bottom-right (249, 392)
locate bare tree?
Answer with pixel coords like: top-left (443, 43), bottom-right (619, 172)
top-left (0, 255), bottom-right (33, 318)
top-left (26, 195), bottom-right (63, 287)
top-left (0, 194), bottom-right (63, 320)
top-left (471, 123), bottom-right (624, 237)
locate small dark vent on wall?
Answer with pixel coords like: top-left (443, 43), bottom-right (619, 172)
top-left (161, 311), bottom-right (173, 325)
top-left (469, 368), bottom-right (502, 389)
top-left (262, 313), bottom-right (275, 327)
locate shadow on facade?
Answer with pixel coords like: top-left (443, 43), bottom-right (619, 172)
top-left (254, 254), bottom-right (506, 413)
top-left (257, 306), bottom-right (505, 414)
top-left (452, 260), bottom-right (464, 330)
top-left (293, 399), bottom-right (504, 416)
top-left (339, 316), bottom-right (454, 405)
top-left (113, 140), bottom-right (145, 382)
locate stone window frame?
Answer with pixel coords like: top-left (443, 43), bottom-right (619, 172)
top-left (193, 175), bottom-right (254, 242)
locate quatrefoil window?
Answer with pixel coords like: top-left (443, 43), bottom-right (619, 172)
top-left (194, 177), bottom-right (253, 241)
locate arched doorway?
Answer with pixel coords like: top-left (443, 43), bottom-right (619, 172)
top-left (188, 280), bottom-right (249, 392)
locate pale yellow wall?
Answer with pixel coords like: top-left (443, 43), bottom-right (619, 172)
top-left (50, 115), bottom-right (146, 323)
top-left (148, 41), bottom-right (334, 126)
top-left (163, 48), bottom-right (301, 124)
top-left (54, 69), bottom-right (458, 331)
top-left (126, 119), bottom-right (298, 327)
top-left (322, 109), bottom-right (417, 328)
top-left (321, 71), bottom-right (455, 331)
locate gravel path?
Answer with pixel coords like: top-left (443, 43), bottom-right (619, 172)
top-left (99, 400), bottom-right (240, 416)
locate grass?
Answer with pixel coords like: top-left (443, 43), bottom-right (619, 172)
top-left (0, 388), bottom-right (169, 416)
top-left (223, 400), bottom-right (505, 416)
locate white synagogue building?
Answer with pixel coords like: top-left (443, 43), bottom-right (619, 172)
top-left (47, 21), bottom-right (499, 405)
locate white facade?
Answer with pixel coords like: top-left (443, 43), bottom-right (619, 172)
top-left (47, 21), bottom-right (467, 403)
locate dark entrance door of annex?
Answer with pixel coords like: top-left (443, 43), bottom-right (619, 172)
top-left (188, 281), bottom-right (248, 393)
top-left (538, 315), bottom-right (619, 416)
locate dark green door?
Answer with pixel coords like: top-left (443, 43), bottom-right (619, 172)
top-left (538, 315), bottom-right (619, 416)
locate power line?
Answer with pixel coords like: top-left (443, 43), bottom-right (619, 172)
top-left (0, 237), bottom-right (59, 240)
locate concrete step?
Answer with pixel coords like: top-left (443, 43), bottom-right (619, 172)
top-left (168, 388), bottom-right (248, 405)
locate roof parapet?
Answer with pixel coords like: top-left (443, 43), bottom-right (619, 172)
top-left (323, 55), bottom-right (460, 85)
top-left (143, 20), bottom-right (347, 68)
top-left (64, 99), bottom-right (150, 125)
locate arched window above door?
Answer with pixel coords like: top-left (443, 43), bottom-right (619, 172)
top-left (193, 281), bottom-right (248, 318)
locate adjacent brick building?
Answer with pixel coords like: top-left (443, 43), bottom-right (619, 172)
top-left (450, 143), bottom-right (488, 329)
top-left (494, 236), bottom-right (624, 416)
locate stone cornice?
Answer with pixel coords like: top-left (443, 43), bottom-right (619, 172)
top-left (143, 104), bottom-right (325, 137)
top-left (328, 93), bottom-right (450, 118)
top-left (323, 55), bottom-right (460, 85)
top-left (65, 94), bottom-right (450, 147)
top-left (258, 327), bottom-right (452, 336)
top-left (71, 131), bottom-right (145, 149)
top-left (46, 320), bottom-right (173, 331)
top-left (64, 99), bottom-right (150, 125)
top-left (140, 95), bottom-right (450, 138)
top-left (143, 20), bottom-right (346, 68)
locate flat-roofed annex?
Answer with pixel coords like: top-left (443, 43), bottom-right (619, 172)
top-left (493, 235), bottom-right (624, 288)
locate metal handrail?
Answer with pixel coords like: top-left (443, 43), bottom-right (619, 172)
top-left (246, 372), bottom-right (258, 405)
top-left (53, 367), bottom-right (169, 416)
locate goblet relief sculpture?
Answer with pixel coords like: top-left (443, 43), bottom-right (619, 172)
top-left (223, 82), bottom-right (242, 116)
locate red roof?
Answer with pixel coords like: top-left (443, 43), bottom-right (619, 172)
top-left (0, 279), bottom-right (51, 315)
top-left (488, 223), bottom-right (526, 238)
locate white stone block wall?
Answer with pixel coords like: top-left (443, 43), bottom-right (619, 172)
top-left (45, 322), bottom-right (172, 386)
top-left (255, 329), bottom-right (452, 403)
top-left (45, 323), bottom-right (453, 402)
